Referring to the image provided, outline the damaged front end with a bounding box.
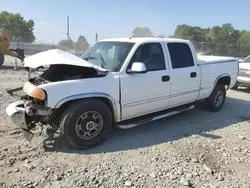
[5,100,50,141]
[6,100,33,141]
[6,63,108,142]
[6,80,52,141]
[6,49,109,142]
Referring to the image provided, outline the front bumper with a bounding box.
[6,100,34,141]
[237,76,250,86]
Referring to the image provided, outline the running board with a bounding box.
[117,104,195,129]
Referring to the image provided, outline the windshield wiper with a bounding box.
[96,52,107,68]
[82,52,109,70]
[83,53,91,61]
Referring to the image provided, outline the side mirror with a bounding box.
[127,62,147,74]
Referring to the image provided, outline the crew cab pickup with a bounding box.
[232,54,250,89]
[6,38,239,149]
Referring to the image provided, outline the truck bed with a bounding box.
[197,55,237,65]
[196,55,238,100]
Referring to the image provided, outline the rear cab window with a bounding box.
[167,43,194,69]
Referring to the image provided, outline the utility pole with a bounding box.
[95,33,98,42]
[67,16,70,41]
[66,16,70,52]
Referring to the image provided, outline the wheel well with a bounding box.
[54,97,116,122]
[216,76,231,89]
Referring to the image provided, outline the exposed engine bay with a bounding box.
[28,64,107,86]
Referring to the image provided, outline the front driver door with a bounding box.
[120,42,171,121]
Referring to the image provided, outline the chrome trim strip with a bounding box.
[200,86,211,90]
[123,95,170,107]
[54,93,118,122]
[123,89,200,108]
[170,89,200,98]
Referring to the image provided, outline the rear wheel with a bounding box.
[60,99,113,149]
[205,84,226,112]
[0,52,4,67]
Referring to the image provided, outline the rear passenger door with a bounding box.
[165,42,200,107]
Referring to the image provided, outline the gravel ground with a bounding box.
[0,56,250,188]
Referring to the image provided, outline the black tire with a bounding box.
[205,84,226,112]
[60,99,113,149]
[0,52,4,67]
[231,82,239,90]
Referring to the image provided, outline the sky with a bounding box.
[1,0,250,45]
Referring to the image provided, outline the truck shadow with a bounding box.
[43,96,250,154]
[235,87,250,94]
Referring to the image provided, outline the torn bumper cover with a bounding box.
[6,100,34,141]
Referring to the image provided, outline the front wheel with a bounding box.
[205,84,226,112]
[60,99,113,149]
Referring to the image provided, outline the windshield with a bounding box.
[243,55,250,63]
[81,41,135,71]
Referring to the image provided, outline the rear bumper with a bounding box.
[6,100,34,141]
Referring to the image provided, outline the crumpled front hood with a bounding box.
[24,49,108,72]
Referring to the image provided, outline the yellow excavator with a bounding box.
[0,28,25,67]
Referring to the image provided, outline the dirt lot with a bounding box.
[0,56,250,188]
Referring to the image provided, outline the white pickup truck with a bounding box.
[232,55,250,89]
[6,37,238,149]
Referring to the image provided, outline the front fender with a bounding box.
[55,93,118,122]
[38,73,120,122]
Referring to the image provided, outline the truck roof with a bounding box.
[99,37,190,44]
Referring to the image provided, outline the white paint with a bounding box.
[120,69,171,120]
[11,38,239,122]
[6,100,25,116]
[131,62,146,72]
[197,61,238,99]
[198,55,237,64]
[239,62,250,70]
[38,72,121,119]
[238,76,250,84]
[24,49,108,72]
[237,57,250,85]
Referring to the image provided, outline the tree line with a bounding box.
[173,24,250,57]
[0,11,35,43]
[58,36,90,53]
[131,25,250,57]
[1,10,250,57]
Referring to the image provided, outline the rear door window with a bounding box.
[167,43,194,69]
